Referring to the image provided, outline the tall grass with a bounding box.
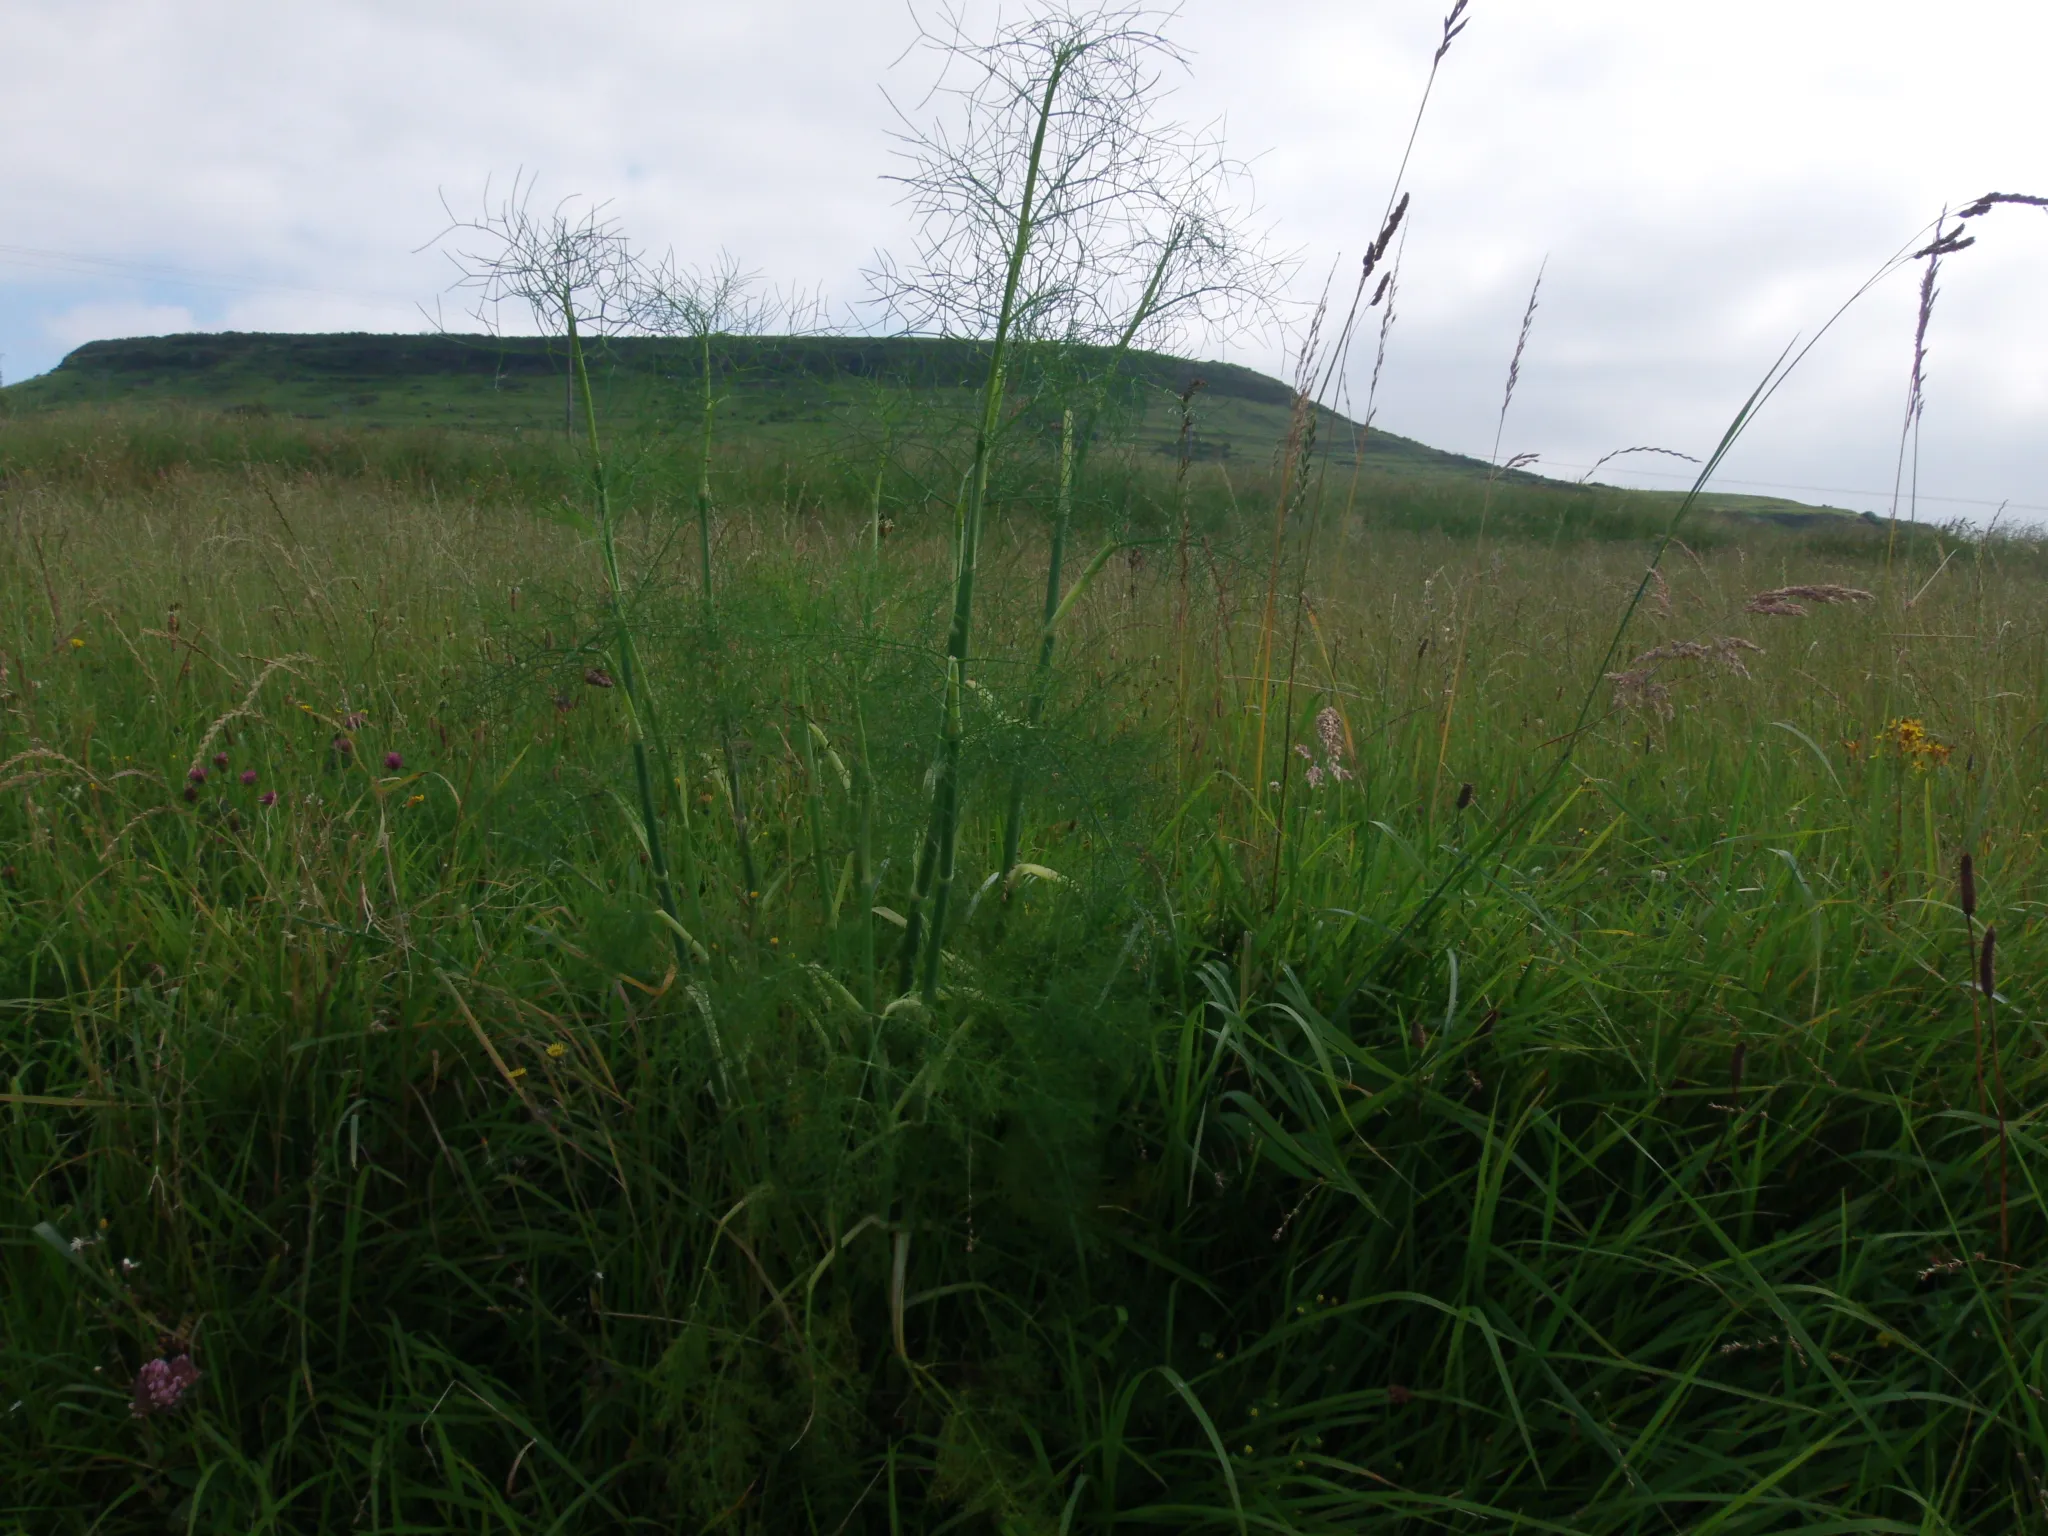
[3,411,2046,1529]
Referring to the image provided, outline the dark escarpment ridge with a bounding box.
[51,330,1305,403]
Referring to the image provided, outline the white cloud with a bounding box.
[41,300,198,351]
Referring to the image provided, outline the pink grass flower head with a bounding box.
[240,769,258,786]
[1316,706,1347,765]
[258,790,278,807]
[131,1354,200,1418]
[383,752,403,771]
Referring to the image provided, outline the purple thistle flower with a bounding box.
[186,766,207,784]
[212,752,230,769]
[258,790,278,808]
[240,769,258,786]
[383,752,403,771]
[131,1354,201,1418]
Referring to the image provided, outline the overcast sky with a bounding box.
[3,0,2042,520]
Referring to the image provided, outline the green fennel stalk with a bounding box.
[898,56,1069,1001]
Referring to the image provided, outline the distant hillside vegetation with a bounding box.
[3,330,1500,477]
[43,331,1305,404]
[1,331,1858,523]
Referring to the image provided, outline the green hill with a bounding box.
[2,330,1472,467]
[1,330,1857,524]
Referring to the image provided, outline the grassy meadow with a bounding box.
[2,390,2045,1532]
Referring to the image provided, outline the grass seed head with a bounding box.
[1743,583,1874,618]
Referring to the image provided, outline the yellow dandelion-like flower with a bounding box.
[406,794,425,806]
[69,636,86,649]
[546,1042,567,1058]
[1883,717,1948,771]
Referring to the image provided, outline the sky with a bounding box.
[3,0,2043,521]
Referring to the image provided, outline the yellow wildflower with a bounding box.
[1883,718,1949,771]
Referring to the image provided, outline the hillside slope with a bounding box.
[5,331,1476,468]
[2,331,1854,521]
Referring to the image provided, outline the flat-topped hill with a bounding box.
[1,330,1858,523]
[10,329,1488,469]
